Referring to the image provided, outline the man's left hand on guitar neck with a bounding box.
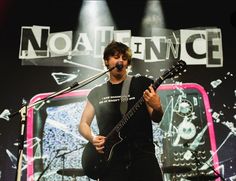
[143,85,163,123]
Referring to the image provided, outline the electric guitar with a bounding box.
[81,60,187,180]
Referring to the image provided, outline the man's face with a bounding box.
[106,53,129,76]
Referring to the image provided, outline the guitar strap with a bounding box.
[120,75,133,116]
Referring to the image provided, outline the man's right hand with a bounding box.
[92,135,106,153]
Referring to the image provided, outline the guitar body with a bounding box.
[81,132,123,180]
[81,142,107,180]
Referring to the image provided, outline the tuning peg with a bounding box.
[178,60,187,69]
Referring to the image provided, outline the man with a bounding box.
[79,41,163,181]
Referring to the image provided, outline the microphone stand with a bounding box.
[36,151,59,181]
[56,146,85,181]
[10,65,117,181]
[56,148,79,181]
[15,104,27,181]
[37,146,84,181]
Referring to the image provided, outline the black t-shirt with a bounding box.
[88,75,154,143]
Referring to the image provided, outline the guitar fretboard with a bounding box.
[106,96,144,140]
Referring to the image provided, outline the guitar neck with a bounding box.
[106,97,145,139]
[105,60,187,140]
[106,76,164,140]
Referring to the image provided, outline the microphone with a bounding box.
[115,62,123,71]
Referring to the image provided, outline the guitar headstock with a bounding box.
[152,60,187,90]
[163,60,187,79]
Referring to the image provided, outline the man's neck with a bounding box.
[109,74,127,84]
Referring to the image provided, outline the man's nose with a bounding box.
[118,56,124,61]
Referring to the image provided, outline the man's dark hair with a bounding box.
[103,41,132,66]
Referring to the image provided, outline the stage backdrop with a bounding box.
[0,1,235,181]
